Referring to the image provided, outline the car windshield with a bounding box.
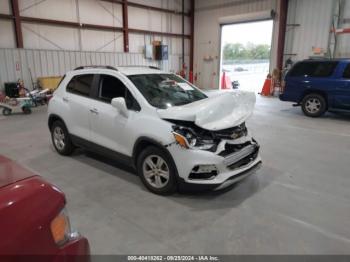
[128,74,207,109]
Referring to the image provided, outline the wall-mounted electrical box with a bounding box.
[155,45,169,61]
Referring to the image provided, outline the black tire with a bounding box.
[51,120,74,156]
[301,93,327,117]
[22,106,32,114]
[137,146,178,195]
[2,108,11,116]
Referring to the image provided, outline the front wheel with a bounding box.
[301,94,327,117]
[51,121,74,156]
[137,146,177,195]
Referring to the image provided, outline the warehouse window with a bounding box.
[98,75,140,111]
[290,62,338,77]
[66,74,94,97]
[343,64,350,78]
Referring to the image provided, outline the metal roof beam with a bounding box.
[0,14,190,39]
[100,0,190,17]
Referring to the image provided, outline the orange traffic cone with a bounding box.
[221,71,226,89]
[260,74,272,96]
[221,72,232,90]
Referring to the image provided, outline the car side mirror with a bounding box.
[111,97,129,118]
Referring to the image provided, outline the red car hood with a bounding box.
[0,155,36,188]
[0,155,67,256]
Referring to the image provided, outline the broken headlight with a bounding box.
[172,126,216,150]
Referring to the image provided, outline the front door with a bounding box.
[333,63,350,110]
[89,74,140,157]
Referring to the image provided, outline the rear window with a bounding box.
[289,61,338,78]
[66,74,94,97]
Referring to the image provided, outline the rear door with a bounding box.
[285,62,311,101]
[286,61,338,102]
[333,63,350,110]
[63,74,95,140]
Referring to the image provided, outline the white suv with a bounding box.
[48,66,261,195]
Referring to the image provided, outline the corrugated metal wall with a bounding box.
[193,0,278,89]
[336,0,350,58]
[0,0,191,90]
[284,0,333,63]
[13,0,190,53]
[0,48,189,90]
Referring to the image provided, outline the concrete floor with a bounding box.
[1,96,350,255]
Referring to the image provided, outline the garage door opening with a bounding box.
[220,20,274,92]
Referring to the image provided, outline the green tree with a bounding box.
[223,42,271,61]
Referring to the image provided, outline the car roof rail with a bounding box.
[74,66,118,71]
[148,66,161,70]
[116,65,161,70]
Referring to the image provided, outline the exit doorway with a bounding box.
[220,20,274,92]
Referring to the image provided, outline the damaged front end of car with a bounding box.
[158,91,261,189]
[169,119,259,169]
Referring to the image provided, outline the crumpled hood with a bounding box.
[157,90,256,131]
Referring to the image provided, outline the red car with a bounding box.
[0,155,90,262]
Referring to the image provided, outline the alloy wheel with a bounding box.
[53,126,66,151]
[142,155,170,189]
[305,98,321,114]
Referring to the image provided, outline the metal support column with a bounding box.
[189,0,195,82]
[122,0,129,52]
[277,0,289,70]
[10,0,23,48]
[182,0,185,71]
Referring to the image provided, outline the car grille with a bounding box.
[226,148,259,170]
[220,141,260,170]
[219,142,252,157]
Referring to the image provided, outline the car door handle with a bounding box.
[90,108,99,114]
[62,97,69,102]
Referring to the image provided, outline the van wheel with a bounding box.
[51,121,74,156]
[301,94,327,117]
[137,146,177,195]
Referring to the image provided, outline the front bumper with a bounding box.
[168,136,261,189]
[53,237,90,262]
[279,93,287,101]
[214,160,261,190]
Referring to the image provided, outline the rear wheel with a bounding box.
[301,94,327,117]
[137,146,177,195]
[51,121,74,156]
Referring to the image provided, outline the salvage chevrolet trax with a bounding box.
[48,66,261,195]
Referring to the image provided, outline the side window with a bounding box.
[343,64,350,78]
[126,89,141,111]
[289,62,338,78]
[66,74,94,97]
[311,62,338,77]
[99,75,125,103]
[98,75,141,111]
[289,62,310,77]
